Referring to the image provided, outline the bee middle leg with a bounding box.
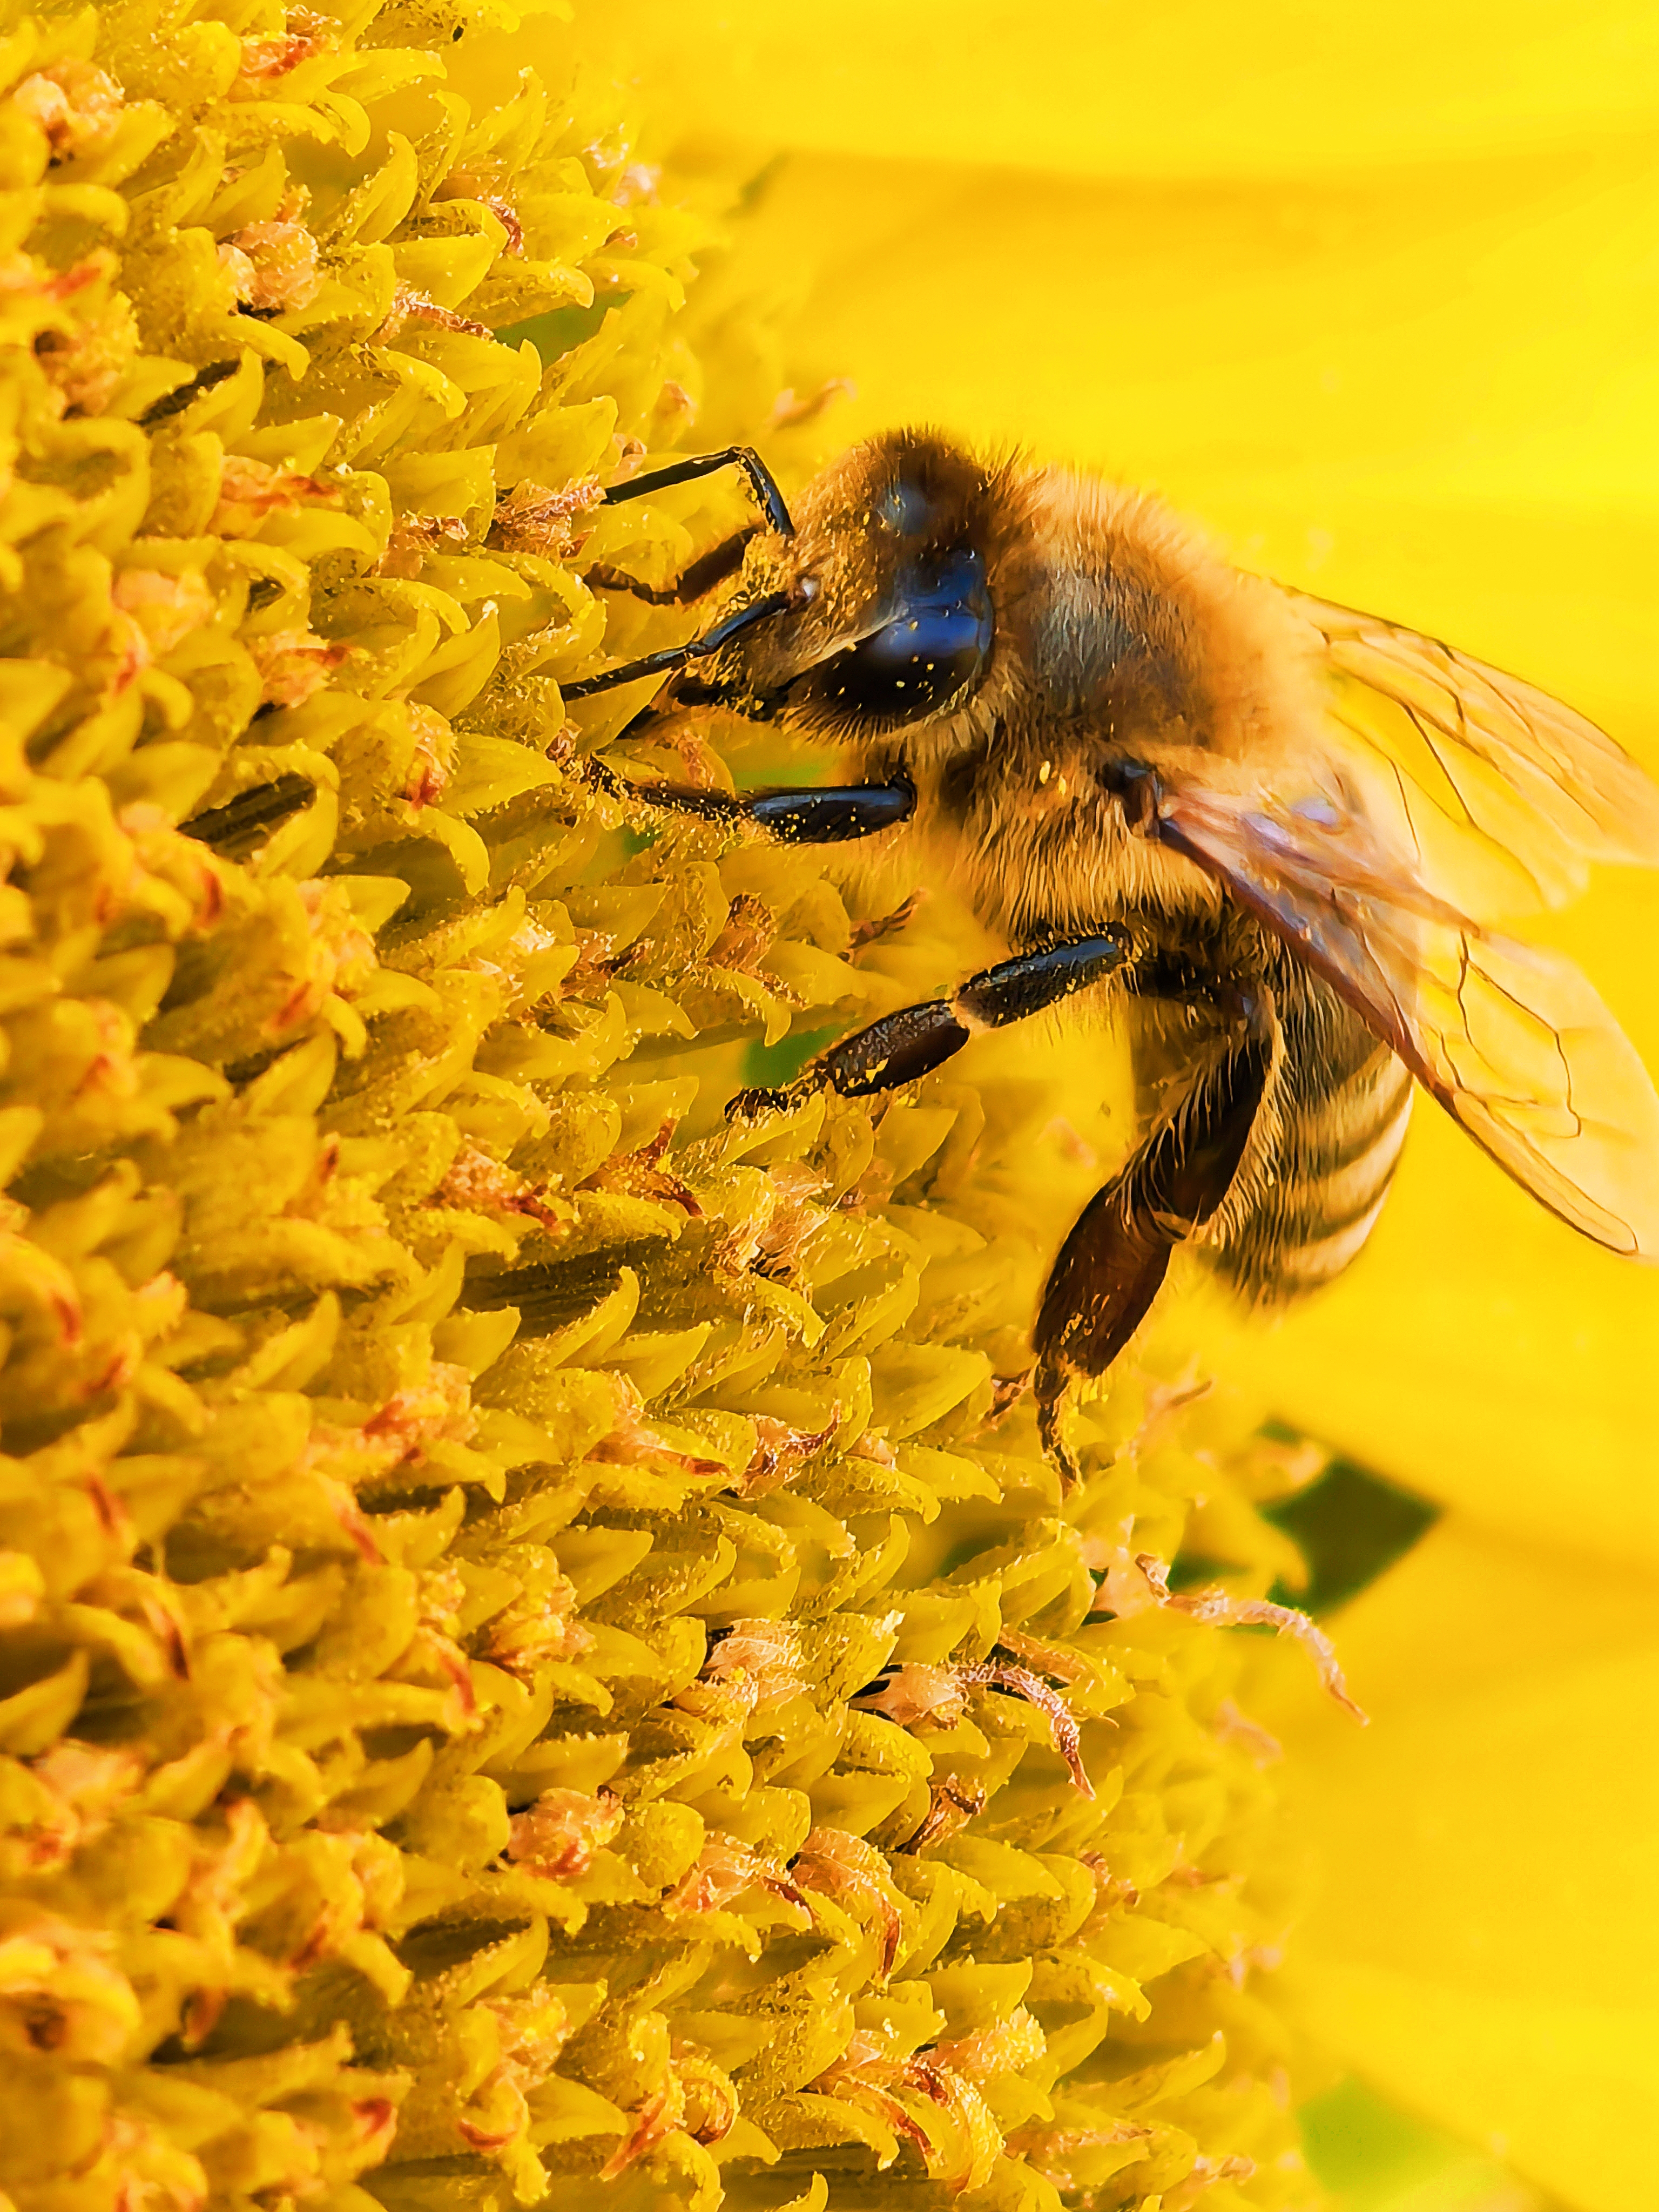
[729,933,1134,1116]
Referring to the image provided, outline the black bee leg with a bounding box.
[585,527,758,606]
[1033,1003,1273,1477]
[562,588,794,700]
[569,449,795,699]
[730,934,1132,1117]
[588,758,917,845]
[601,446,794,535]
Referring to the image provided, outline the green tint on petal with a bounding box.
[1300,2079,1557,2212]
[1290,1972,1659,2212]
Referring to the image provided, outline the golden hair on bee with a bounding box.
[572,427,1659,1471]
[750,429,1344,944]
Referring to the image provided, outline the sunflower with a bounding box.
[2,0,1652,2208]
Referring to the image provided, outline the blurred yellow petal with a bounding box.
[598,0,1659,177]
[1257,1521,1659,2209]
[719,145,1659,574]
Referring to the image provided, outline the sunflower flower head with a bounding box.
[0,2,1355,2206]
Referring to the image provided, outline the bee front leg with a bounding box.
[597,446,794,535]
[1033,1000,1273,1478]
[579,442,794,604]
[729,934,1133,1117]
[585,527,758,607]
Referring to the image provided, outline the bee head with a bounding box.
[702,430,1000,737]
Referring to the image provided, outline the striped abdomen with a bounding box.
[1201,961,1413,1305]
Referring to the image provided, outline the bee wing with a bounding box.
[1156,779,1659,1258]
[1283,588,1659,913]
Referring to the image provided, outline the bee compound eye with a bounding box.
[813,545,993,726]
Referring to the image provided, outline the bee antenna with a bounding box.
[601,444,795,536]
[561,589,792,701]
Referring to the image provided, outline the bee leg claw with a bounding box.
[726,1083,798,1123]
[1035,1368,1085,1491]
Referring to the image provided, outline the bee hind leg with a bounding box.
[729,933,1132,1118]
[1033,1013,1272,1482]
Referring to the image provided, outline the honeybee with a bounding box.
[569,431,1659,1456]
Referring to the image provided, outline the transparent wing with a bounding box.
[1283,588,1659,916]
[1157,780,1659,1258]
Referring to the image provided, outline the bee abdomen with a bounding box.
[1203,1003,1413,1305]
